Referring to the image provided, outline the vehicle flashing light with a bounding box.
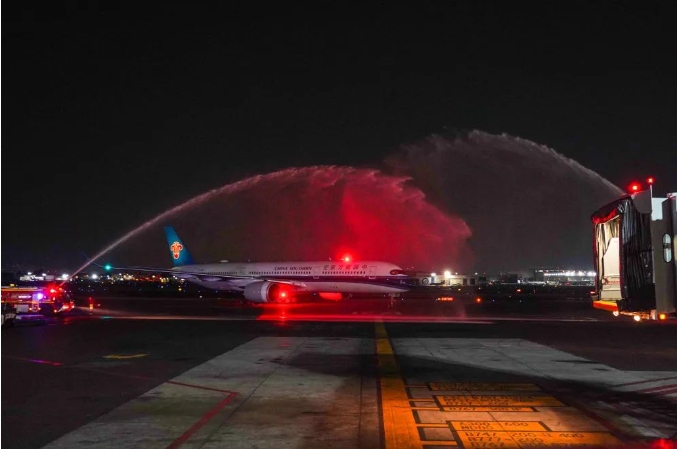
[36,293,44,300]
[475,297,482,303]
[658,313,667,320]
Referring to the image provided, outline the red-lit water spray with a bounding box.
[76,130,624,276]
[78,166,472,275]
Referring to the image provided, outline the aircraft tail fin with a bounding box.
[164,226,196,266]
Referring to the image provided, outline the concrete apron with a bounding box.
[42,329,677,449]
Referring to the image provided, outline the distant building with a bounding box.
[406,270,477,287]
[532,268,595,285]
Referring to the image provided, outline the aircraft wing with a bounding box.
[97,264,308,287]
[101,264,254,280]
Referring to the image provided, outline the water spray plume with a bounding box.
[81,130,621,274]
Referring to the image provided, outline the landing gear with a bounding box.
[388,293,401,309]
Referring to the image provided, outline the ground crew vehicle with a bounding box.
[590,180,676,321]
[1,283,74,325]
[2,302,18,327]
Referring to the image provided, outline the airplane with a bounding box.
[103,226,412,303]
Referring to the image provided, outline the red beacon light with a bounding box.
[629,182,641,193]
[341,255,352,263]
[647,177,654,185]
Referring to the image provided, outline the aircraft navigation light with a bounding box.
[647,177,654,185]
[629,182,641,193]
[342,255,352,263]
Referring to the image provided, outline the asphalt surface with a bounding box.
[2,293,676,449]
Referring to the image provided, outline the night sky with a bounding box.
[3,2,676,274]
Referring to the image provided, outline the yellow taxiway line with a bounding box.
[376,321,423,449]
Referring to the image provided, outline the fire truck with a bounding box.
[1,283,75,327]
[590,178,676,321]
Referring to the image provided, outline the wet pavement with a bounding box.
[2,295,676,449]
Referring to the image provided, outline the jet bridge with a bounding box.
[591,185,676,320]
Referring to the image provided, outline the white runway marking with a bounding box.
[40,337,676,448]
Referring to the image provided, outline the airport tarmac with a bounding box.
[2,295,676,449]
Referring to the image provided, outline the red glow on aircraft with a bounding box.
[318,292,342,301]
[629,182,641,193]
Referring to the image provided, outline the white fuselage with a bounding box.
[169,260,410,294]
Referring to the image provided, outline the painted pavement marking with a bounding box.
[377,335,633,448]
[376,321,422,449]
[102,353,148,359]
[428,383,541,392]
[442,407,537,413]
[449,422,551,432]
[454,430,622,448]
[433,395,565,408]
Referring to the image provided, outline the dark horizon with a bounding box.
[2,2,676,274]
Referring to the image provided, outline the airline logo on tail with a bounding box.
[170,241,184,260]
[164,226,196,266]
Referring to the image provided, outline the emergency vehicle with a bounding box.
[1,283,74,326]
[590,178,676,321]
